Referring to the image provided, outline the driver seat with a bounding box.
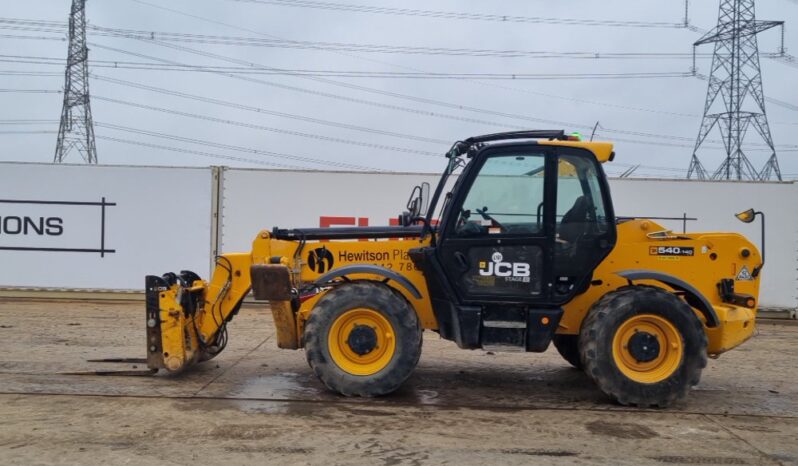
[559,196,590,242]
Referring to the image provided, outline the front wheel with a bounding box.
[580,286,707,408]
[304,281,422,397]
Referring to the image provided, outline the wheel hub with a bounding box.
[347,324,378,356]
[627,331,660,363]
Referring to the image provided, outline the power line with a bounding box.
[91,74,449,145]
[119,0,713,128]
[89,40,698,144]
[91,74,797,153]
[92,95,443,157]
[90,27,705,58]
[87,24,720,59]
[10,18,793,122]
[0,18,65,27]
[0,70,61,76]
[95,122,383,171]
[693,73,798,113]
[1,12,780,160]
[92,39,798,154]
[116,3,798,126]
[0,130,58,134]
[3,17,796,173]
[0,20,719,60]
[117,2,793,128]
[87,42,546,130]
[89,41,790,152]
[0,88,60,93]
[224,0,687,28]
[96,134,310,170]
[0,33,65,42]
[0,119,60,124]
[129,1,701,122]
[7,13,793,118]
[0,53,697,80]
[766,96,798,112]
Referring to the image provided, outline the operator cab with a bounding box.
[411,130,617,350]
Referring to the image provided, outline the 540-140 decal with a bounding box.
[649,246,695,257]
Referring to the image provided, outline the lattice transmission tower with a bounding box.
[687,0,783,181]
[54,0,97,164]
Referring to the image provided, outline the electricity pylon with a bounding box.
[54,0,97,164]
[688,0,782,181]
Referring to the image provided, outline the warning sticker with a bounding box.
[649,246,695,257]
[736,265,754,281]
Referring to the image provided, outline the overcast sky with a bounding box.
[0,0,796,178]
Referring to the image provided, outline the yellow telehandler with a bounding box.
[145,130,763,407]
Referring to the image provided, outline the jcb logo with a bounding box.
[478,252,531,278]
[307,247,334,273]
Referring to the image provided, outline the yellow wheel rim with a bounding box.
[328,308,396,376]
[612,314,683,384]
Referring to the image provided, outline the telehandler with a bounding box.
[145,130,762,407]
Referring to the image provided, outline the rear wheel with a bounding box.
[579,286,707,408]
[304,281,422,397]
[552,334,582,369]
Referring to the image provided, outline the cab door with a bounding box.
[551,150,616,300]
[437,146,556,303]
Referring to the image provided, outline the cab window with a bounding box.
[454,153,546,237]
[555,155,610,240]
[554,153,612,295]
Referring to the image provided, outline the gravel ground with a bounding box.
[0,299,795,465]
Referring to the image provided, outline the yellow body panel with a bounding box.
[559,220,759,354]
[196,252,253,344]
[539,140,615,162]
[275,237,436,328]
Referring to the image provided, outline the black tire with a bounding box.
[579,285,707,408]
[552,334,582,369]
[304,281,422,397]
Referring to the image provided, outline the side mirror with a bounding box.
[406,186,422,218]
[405,182,431,218]
[735,208,756,223]
[419,182,430,217]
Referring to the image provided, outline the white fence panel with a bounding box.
[0,163,213,290]
[220,169,438,252]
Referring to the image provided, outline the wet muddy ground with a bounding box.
[0,299,796,465]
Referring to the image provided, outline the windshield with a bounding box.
[454,153,546,236]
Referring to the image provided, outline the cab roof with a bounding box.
[447,130,615,163]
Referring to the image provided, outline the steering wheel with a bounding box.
[475,206,506,232]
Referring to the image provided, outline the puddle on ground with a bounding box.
[223,371,329,401]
